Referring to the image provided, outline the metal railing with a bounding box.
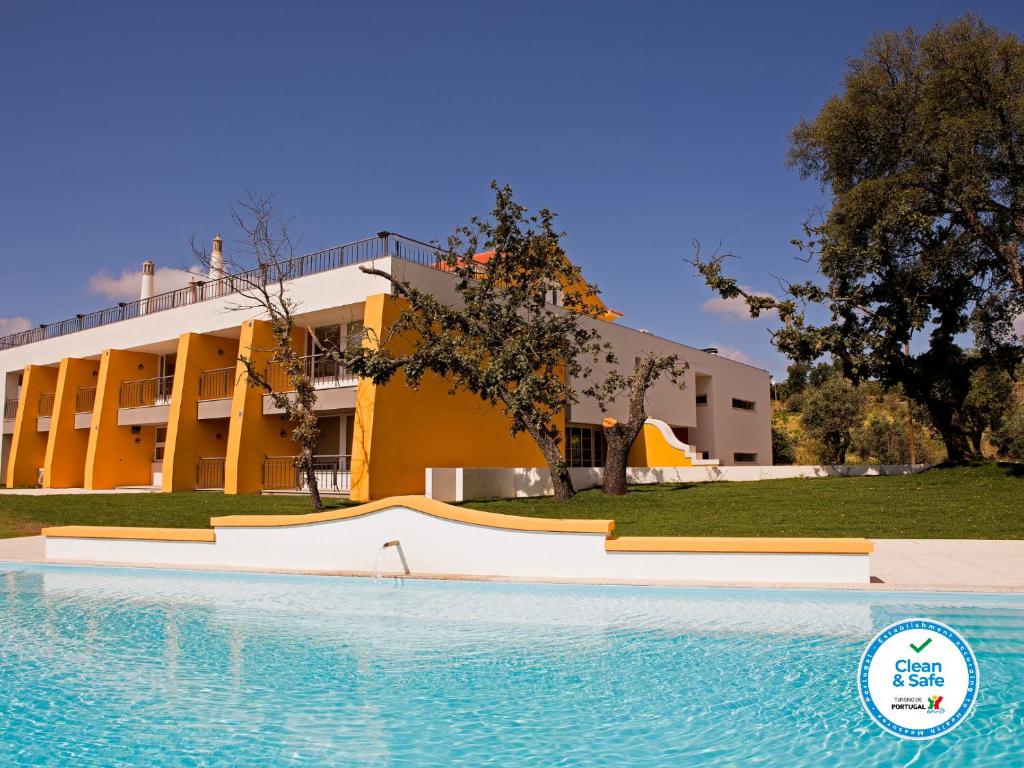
[0,232,444,351]
[76,387,96,413]
[266,352,357,393]
[263,454,351,493]
[199,367,236,400]
[196,457,226,490]
[3,397,18,421]
[37,392,56,417]
[119,375,174,408]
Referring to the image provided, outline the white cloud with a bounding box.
[709,344,757,366]
[700,288,778,321]
[0,316,32,335]
[88,265,206,301]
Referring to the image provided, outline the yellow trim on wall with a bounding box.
[83,349,160,489]
[627,421,695,468]
[222,319,303,495]
[211,494,615,534]
[43,526,216,542]
[162,333,238,492]
[605,536,874,555]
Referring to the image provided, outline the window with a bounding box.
[701,451,710,460]
[733,452,757,463]
[154,427,167,462]
[731,397,755,411]
[567,425,606,468]
[696,393,708,405]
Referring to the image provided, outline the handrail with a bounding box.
[266,352,357,393]
[75,387,97,414]
[119,375,175,408]
[263,454,351,493]
[196,456,226,489]
[0,232,443,351]
[38,392,56,417]
[3,397,18,420]
[198,367,236,400]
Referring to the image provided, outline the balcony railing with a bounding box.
[196,457,226,490]
[119,375,174,408]
[266,353,357,393]
[263,454,351,494]
[0,232,444,351]
[37,392,56,418]
[198,367,236,400]
[76,387,96,414]
[3,397,18,421]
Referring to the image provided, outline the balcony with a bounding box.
[118,375,174,426]
[0,232,442,352]
[197,367,236,420]
[263,353,358,415]
[2,397,16,435]
[74,387,96,429]
[37,392,55,432]
[196,457,226,490]
[262,454,351,495]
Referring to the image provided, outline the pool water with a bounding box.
[1,564,1021,767]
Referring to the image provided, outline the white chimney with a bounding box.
[210,233,224,279]
[140,260,155,314]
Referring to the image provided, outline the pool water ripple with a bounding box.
[1,564,1021,767]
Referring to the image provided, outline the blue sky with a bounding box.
[2,1,1021,376]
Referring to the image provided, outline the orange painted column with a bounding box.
[42,358,100,488]
[222,319,302,495]
[83,349,160,489]
[162,333,239,491]
[350,294,551,502]
[5,365,59,488]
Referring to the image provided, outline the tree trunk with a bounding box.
[601,420,643,496]
[926,400,977,463]
[602,433,629,495]
[530,428,575,501]
[297,447,324,511]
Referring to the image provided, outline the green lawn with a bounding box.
[467,463,1024,540]
[0,463,1020,541]
[0,493,353,540]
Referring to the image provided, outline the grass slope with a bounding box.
[0,464,1019,541]
[467,463,1024,540]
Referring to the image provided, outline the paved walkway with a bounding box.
[2,535,1022,592]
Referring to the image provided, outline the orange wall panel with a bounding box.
[83,350,159,489]
[5,365,59,487]
[43,358,100,488]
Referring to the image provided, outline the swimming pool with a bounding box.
[1,564,1020,766]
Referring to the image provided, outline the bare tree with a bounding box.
[584,351,687,495]
[190,194,326,511]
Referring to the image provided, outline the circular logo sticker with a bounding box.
[858,618,979,740]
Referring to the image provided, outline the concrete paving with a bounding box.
[1,535,1021,592]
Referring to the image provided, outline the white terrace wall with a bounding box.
[426,464,931,502]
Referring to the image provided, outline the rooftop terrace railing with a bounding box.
[0,232,443,352]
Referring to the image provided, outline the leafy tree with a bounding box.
[992,407,1024,461]
[771,424,797,465]
[800,375,866,464]
[689,16,1024,462]
[963,365,1015,456]
[348,183,678,501]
